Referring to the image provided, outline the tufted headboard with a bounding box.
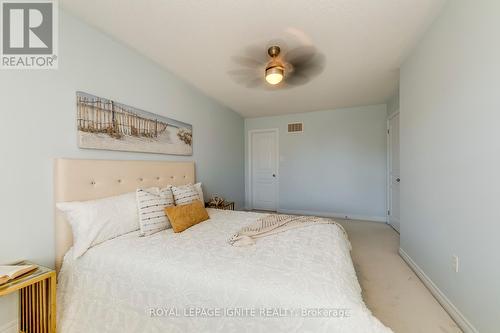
[54,158,195,273]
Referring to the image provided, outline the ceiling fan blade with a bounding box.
[294,55,325,75]
[231,44,269,68]
[227,68,260,76]
[227,69,265,89]
[286,72,311,86]
[231,56,265,68]
[233,78,265,89]
[244,44,270,62]
[246,77,265,88]
[287,52,325,86]
[285,46,317,66]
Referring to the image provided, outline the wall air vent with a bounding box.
[287,122,303,133]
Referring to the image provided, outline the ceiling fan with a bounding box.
[229,44,325,89]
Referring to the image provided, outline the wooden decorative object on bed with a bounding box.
[54,158,196,273]
[0,261,56,333]
[206,200,235,210]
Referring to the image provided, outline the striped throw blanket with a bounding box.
[229,214,349,247]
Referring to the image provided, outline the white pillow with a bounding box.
[171,183,201,205]
[194,182,204,204]
[57,192,139,259]
[136,186,174,236]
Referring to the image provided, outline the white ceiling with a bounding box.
[61,0,446,118]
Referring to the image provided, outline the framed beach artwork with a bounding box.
[76,92,193,155]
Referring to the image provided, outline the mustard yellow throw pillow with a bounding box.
[165,200,209,233]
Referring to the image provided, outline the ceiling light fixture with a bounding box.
[265,46,284,85]
[265,65,284,85]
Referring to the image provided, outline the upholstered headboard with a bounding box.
[54,158,195,273]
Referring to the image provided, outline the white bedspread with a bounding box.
[57,209,392,333]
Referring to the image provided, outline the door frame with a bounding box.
[247,128,279,211]
[386,110,400,230]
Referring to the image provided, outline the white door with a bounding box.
[388,113,401,232]
[250,130,278,211]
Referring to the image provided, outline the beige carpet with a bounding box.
[338,219,461,333]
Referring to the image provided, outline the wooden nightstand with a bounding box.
[0,261,56,333]
[206,201,235,210]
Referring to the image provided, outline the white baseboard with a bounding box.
[399,248,478,333]
[277,208,387,223]
[0,319,17,333]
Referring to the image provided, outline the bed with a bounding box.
[54,159,392,333]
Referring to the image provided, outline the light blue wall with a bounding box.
[245,105,387,221]
[400,0,500,331]
[0,10,244,328]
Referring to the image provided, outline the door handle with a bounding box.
[396,178,400,183]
